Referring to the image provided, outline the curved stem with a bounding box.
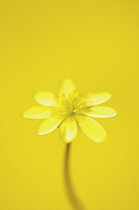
[64,143,85,210]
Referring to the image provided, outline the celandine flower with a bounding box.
[23,78,117,210]
[23,78,117,143]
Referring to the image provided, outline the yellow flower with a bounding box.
[23,79,117,143]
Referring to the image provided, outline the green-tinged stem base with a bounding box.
[64,143,85,210]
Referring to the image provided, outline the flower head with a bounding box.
[23,79,117,143]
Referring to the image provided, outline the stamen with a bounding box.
[59,91,84,115]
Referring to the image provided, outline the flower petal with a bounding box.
[84,92,111,106]
[59,78,76,96]
[59,116,77,143]
[37,113,65,135]
[75,115,107,143]
[78,106,117,118]
[35,91,58,106]
[23,106,52,119]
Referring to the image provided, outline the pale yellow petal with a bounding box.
[23,106,51,119]
[35,91,58,106]
[37,113,65,135]
[75,115,107,143]
[78,106,117,118]
[59,78,76,96]
[84,92,111,106]
[59,116,77,143]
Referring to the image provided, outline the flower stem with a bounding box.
[64,143,85,210]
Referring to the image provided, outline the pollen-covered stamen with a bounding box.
[59,91,86,115]
[63,97,74,112]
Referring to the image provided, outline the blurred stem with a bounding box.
[64,143,85,210]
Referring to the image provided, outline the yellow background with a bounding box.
[0,0,139,209]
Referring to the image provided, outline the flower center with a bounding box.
[60,91,84,115]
